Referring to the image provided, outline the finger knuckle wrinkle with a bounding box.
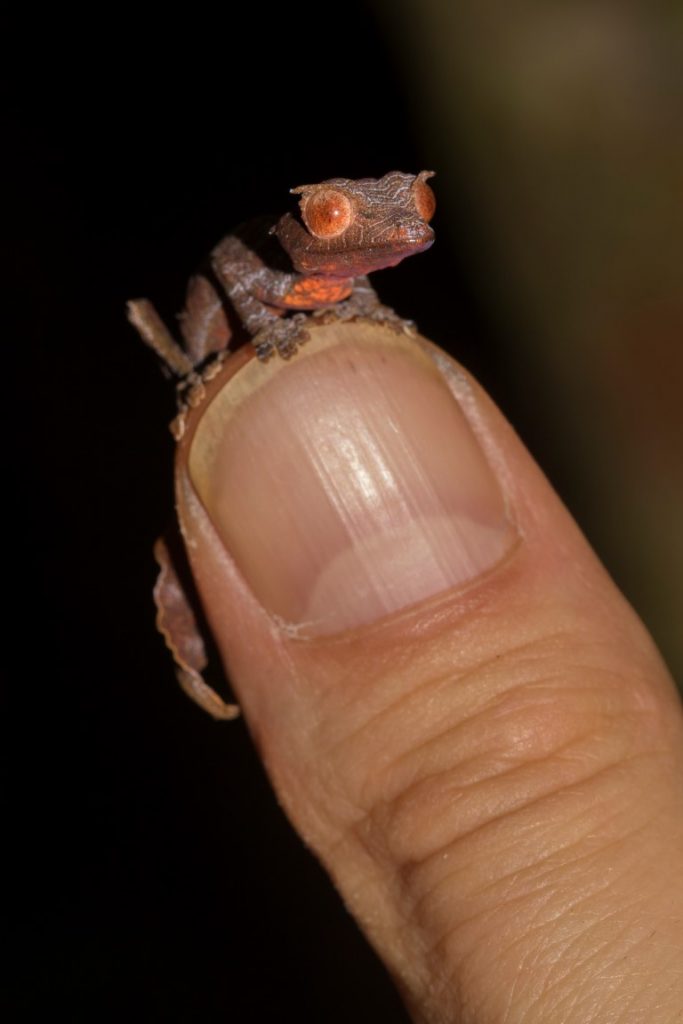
[352,661,657,875]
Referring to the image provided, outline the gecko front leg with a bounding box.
[211,232,311,361]
[228,277,310,361]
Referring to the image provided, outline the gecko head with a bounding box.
[273,170,436,277]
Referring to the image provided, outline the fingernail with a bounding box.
[189,324,515,636]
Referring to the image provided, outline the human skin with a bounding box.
[172,320,683,1023]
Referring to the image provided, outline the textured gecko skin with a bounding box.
[129,170,436,369]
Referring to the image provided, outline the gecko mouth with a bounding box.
[275,212,435,276]
[379,228,435,258]
[325,227,435,275]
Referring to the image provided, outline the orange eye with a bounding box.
[300,188,352,238]
[413,178,436,222]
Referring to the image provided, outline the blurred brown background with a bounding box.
[380,1,683,684]
[5,3,681,1021]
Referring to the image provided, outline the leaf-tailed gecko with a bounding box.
[128,170,435,374]
[127,170,436,719]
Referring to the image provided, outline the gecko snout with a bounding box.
[387,219,435,251]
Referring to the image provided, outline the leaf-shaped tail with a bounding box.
[153,536,240,721]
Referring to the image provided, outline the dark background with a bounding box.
[6,4,682,1021]
[6,8,468,1022]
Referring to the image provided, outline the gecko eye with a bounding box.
[412,174,436,222]
[299,188,353,239]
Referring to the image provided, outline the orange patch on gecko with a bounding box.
[282,276,353,308]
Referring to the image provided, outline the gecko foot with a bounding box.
[366,304,416,334]
[252,313,310,362]
[314,299,415,335]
